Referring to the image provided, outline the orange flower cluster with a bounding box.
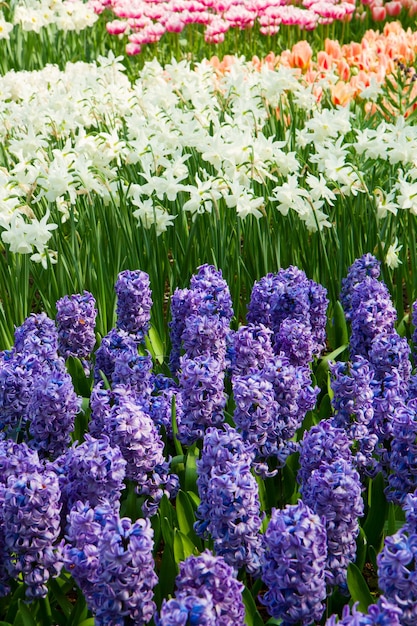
[210,21,417,111]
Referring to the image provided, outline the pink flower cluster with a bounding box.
[89,0,356,54]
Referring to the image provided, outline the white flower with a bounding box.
[182,172,222,216]
[0,14,13,40]
[131,197,176,235]
[384,239,402,269]
[374,189,399,219]
[30,248,58,269]
[269,174,310,216]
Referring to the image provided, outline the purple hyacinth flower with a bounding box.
[273,317,316,366]
[14,312,59,359]
[386,401,417,504]
[174,550,245,626]
[0,350,44,437]
[189,264,234,322]
[177,353,226,445]
[63,500,116,608]
[297,418,353,489]
[115,269,152,341]
[182,313,228,363]
[301,458,364,590]
[57,434,126,514]
[330,357,377,474]
[230,323,274,376]
[3,469,63,600]
[93,327,139,384]
[27,367,81,459]
[92,514,157,626]
[325,596,402,625]
[195,425,263,575]
[56,291,97,365]
[0,440,41,597]
[104,390,178,515]
[340,253,381,321]
[349,277,397,360]
[377,530,417,625]
[247,273,281,328]
[156,593,216,626]
[260,500,328,626]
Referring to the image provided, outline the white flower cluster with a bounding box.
[12,0,98,34]
[0,52,412,264]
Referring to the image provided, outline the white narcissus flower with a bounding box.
[385,239,403,270]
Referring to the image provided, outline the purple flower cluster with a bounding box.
[260,500,328,626]
[2,469,63,599]
[349,277,397,360]
[92,514,157,626]
[385,401,417,504]
[229,323,274,376]
[260,354,319,464]
[377,530,417,625]
[103,389,178,515]
[169,265,233,374]
[64,503,157,626]
[340,253,381,321]
[156,594,216,626]
[165,550,245,626]
[195,425,262,575]
[330,357,377,473]
[63,500,115,607]
[56,291,97,370]
[57,434,126,514]
[177,354,226,445]
[27,368,81,459]
[14,312,59,359]
[247,266,328,363]
[93,327,139,385]
[301,459,364,589]
[325,597,402,625]
[0,440,41,596]
[115,269,152,341]
[297,418,353,488]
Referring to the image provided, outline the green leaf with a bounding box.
[16,601,36,626]
[77,619,95,626]
[173,529,197,564]
[355,527,367,573]
[49,578,73,618]
[315,344,348,389]
[156,542,178,602]
[332,300,349,347]
[176,490,202,550]
[184,443,199,494]
[346,563,374,612]
[145,326,164,364]
[362,472,388,551]
[242,588,264,626]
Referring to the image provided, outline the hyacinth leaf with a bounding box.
[332,300,349,349]
[184,443,199,494]
[346,563,374,612]
[242,588,265,626]
[173,529,199,563]
[145,326,164,364]
[385,503,405,537]
[66,589,87,626]
[170,396,183,458]
[76,619,95,626]
[314,343,348,390]
[48,579,73,619]
[355,527,367,573]
[397,313,410,339]
[16,601,36,626]
[65,356,92,398]
[176,490,203,551]
[282,459,299,505]
[156,541,178,603]
[362,472,388,552]
[318,394,332,420]
[0,621,13,626]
